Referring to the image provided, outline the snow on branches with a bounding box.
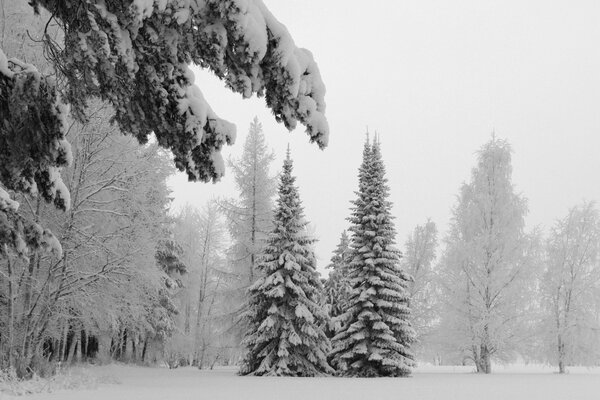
[240,152,332,376]
[0,48,71,210]
[30,0,329,183]
[330,138,415,377]
[0,48,69,259]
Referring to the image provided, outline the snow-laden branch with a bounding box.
[30,0,328,184]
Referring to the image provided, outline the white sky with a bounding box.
[169,0,600,271]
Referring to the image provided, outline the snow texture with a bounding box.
[0,49,72,210]
[7,364,600,400]
[0,188,19,213]
[32,0,329,185]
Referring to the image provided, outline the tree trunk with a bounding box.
[130,335,137,362]
[557,334,566,374]
[193,288,204,366]
[60,322,69,362]
[121,329,128,361]
[141,337,148,363]
[66,335,79,364]
[82,330,88,361]
[6,248,15,370]
[478,324,492,374]
[480,344,491,374]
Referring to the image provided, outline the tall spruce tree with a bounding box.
[323,231,352,336]
[240,149,332,376]
[330,137,415,377]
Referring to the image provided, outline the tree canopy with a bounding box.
[1,0,328,257]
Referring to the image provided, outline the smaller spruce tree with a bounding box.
[240,149,332,376]
[323,230,352,336]
[330,137,415,377]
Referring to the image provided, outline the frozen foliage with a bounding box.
[323,231,353,336]
[168,203,230,369]
[330,138,415,377]
[0,188,19,213]
[30,0,329,184]
[220,118,277,357]
[0,185,63,261]
[540,201,600,373]
[222,118,277,285]
[402,220,438,348]
[437,137,538,373]
[1,0,327,271]
[0,40,71,261]
[240,151,332,376]
[0,100,177,376]
[0,48,71,209]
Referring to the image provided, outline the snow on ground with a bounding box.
[2,363,600,400]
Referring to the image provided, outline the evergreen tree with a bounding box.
[323,231,352,336]
[240,150,332,376]
[330,137,415,377]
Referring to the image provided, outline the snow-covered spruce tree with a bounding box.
[330,137,415,377]
[323,230,352,337]
[240,150,332,376]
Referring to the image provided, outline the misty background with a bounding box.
[169,0,600,270]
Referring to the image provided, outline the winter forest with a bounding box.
[1,0,600,399]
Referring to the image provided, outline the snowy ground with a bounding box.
[2,363,600,400]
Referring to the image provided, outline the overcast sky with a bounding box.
[169,0,600,271]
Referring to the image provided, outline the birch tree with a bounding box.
[402,220,438,348]
[540,201,600,373]
[0,101,176,375]
[165,203,228,369]
[437,137,537,373]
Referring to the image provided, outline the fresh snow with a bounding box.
[0,188,19,213]
[5,364,600,400]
